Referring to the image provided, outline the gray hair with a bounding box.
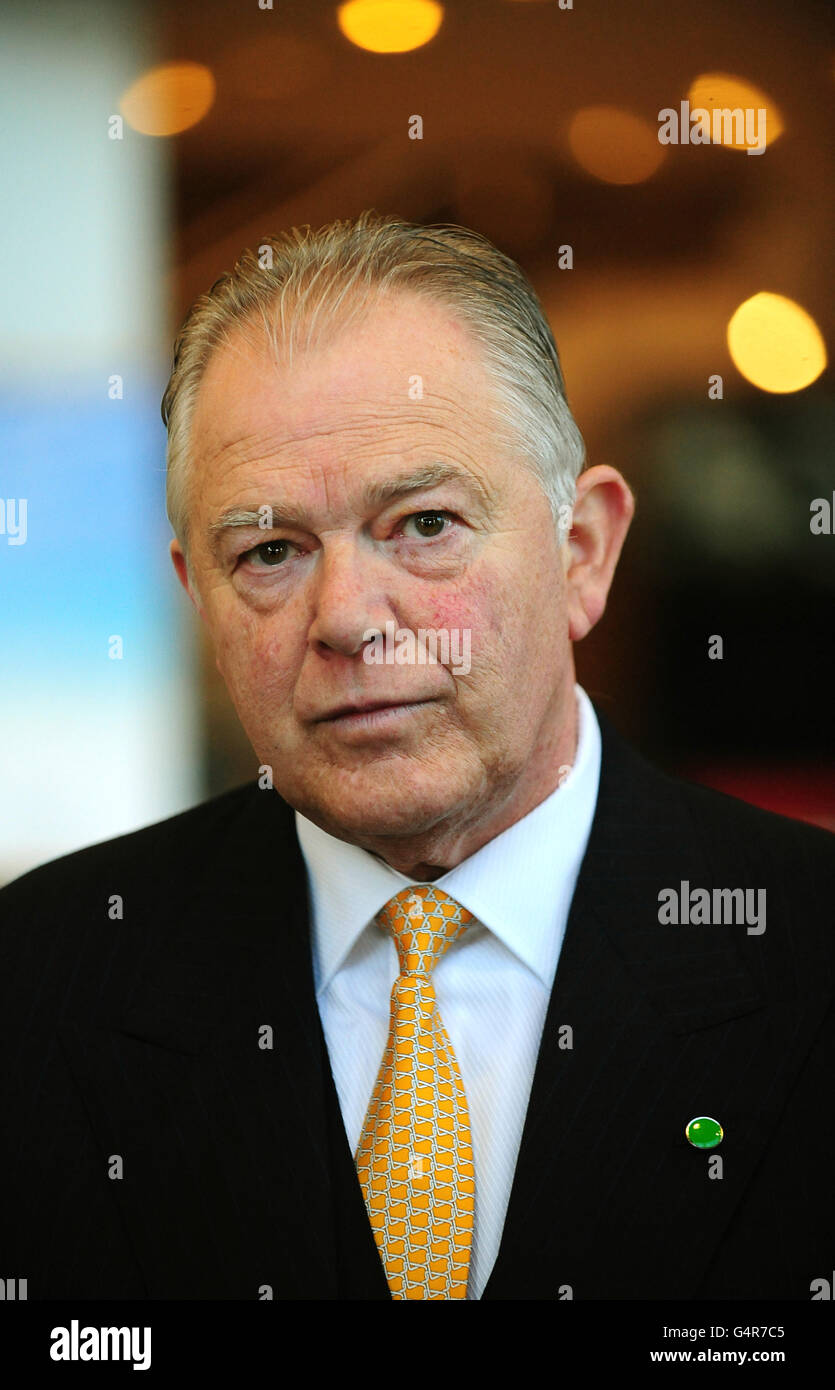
[160,210,586,563]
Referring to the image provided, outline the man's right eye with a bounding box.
[241,539,297,568]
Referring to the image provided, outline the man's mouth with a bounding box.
[314,697,437,724]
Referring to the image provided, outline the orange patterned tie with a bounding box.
[355,885,476,1299]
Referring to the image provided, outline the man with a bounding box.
[1,213,832,1301]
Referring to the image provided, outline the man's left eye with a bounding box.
[401,511,451,539]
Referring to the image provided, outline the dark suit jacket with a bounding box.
[1,708,833,1300]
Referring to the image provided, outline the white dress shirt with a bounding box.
[295,683,602,1298]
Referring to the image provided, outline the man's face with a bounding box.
[177,290,576,850]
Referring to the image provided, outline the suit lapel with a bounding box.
[58,786,388,1299]
[482,710,827,1299]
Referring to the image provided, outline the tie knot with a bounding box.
[377,885,474,975]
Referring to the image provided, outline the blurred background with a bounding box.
[1,0,832,883]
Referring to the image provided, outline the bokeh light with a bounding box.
[727,292,826,393]
[687,73,783,151]
[568,106,666,185]
[337,1,444,53]
[120,61,215,136]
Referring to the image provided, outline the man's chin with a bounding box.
[302,797,455,847]
[279,766,470,847]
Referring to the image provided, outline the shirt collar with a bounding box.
[295,684,601,995]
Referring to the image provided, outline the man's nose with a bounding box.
[306,539,394,658]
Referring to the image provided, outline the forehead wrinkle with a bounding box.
[223,440,499,508]
[205,397,490,467]
[199,366,498,453]
[198,403,506,517]
[197,372,513,561]
[208,458,497,547]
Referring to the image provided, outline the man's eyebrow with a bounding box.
[363,462,488,509]
[208,462,489,551]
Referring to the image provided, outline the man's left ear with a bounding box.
[563,465,635,642]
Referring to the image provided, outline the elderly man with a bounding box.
[1,213,832,1303]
